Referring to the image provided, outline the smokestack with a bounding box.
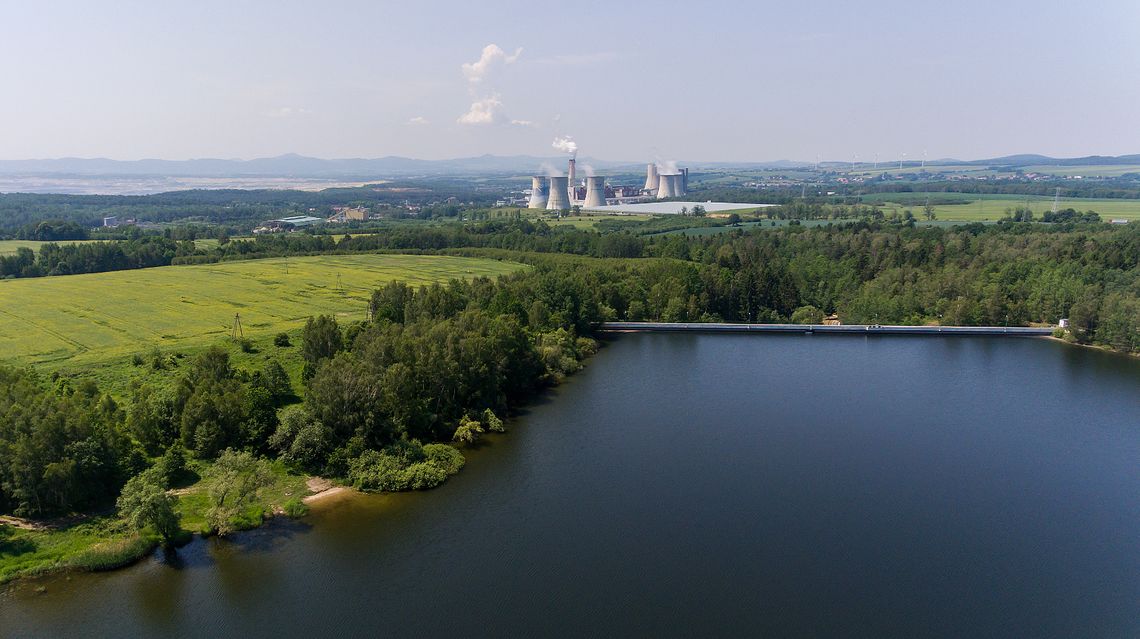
[546,176,570,210]
[568,158,576,186]
[682,168,688,194]
[583,176,606,208]
[527,176,548,209]
[643,163,659,192]
[657,174,678,199]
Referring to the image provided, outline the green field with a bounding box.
[0,254,523,368]
[0,239,110,256]
[547,214,657,229]
[861,193,1140,221]
[1020,164,1140,178]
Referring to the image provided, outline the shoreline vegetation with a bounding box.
[3,217,1137,588]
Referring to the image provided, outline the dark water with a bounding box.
[3,335,1138,638]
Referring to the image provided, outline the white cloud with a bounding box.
[265,106,311,118]
[457,96,505,125]
[456,96,533,127]
[461,44,522,84]
[407,116,430,126]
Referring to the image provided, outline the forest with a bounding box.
[0,217,1136,560]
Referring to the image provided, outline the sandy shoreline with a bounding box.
[302,477,356,505]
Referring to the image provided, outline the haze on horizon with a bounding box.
[1,0,1137,164]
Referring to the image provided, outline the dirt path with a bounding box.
[0,513,91,531]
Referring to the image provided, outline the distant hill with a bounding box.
[0,153,1137,178]
[947,154,1140,167]
[0,154,636,178]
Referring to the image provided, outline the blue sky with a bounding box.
[1,0,1137,161]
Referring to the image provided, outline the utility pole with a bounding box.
[1052,187,1061,214]
[231,313,243,340]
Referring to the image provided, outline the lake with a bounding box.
[2,334,1138,638]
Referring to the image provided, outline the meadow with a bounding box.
[860,193,1140,221]
[0,254,524,370]
[0,239,106,256]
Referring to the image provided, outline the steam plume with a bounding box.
[552,136,578,158]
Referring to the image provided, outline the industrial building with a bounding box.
[253,215,325,234]
[524,156,688,211]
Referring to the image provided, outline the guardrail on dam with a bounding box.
[597,322,1056,336]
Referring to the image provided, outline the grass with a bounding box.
[0,517,155,584]
[861,193,1140,221]
[0,461,311,584]
[0,254,524,371]
[175,461,310,535]
[0,239,107,256]
[1020,164,1140,178]
[542,213,657,230]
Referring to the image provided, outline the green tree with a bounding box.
[301,315,343,380]
[116,469,181,545]
[482,408,505,433]
[204,449,274,536]
[452,414,484,445]
[790,305,824,324]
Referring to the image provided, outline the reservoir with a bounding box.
[3,334,1138,637]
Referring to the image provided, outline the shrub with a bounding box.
[274,333,291,347]
[282,498,309,518]
[452,414,484,445]
[482,409,505,434]
[238,338,255,353]
[349,442,465,492]
[423,443,466,474]
[791,305,824,325]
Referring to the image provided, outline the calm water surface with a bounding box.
[3,334,1138,638]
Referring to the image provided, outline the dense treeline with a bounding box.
[688,178,1140,206]
[0,237,190,278]
[641,223,1138,353]
[0,369,141,516]
[0,180,499,236]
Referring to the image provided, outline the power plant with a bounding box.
[643,163,659,192]
[583,176,606,208]
[545,176,570,211]
[527,176,547,209]
[525,154,687,210]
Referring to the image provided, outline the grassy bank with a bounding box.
[0,463,311,585]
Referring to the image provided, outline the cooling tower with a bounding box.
[643,163,659,192]
[527,176,548,209]
[546,176,570,210]
[583,176,607,208]
[657,174,678,199]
